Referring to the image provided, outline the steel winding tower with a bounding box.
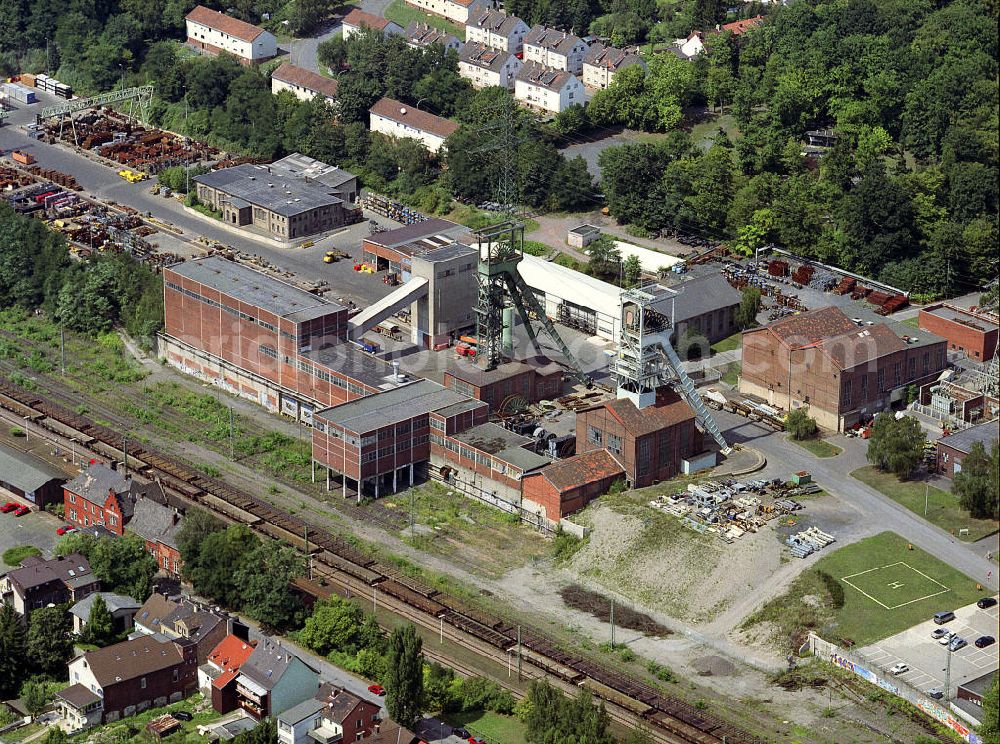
[473,222,591,386]
[613,286,731,453]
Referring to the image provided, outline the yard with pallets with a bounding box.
[743,531,987,650]
[851,466,996,542]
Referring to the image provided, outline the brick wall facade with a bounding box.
[919,304,998,362]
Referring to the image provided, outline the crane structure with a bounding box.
[613,286,731,453]
[36,85,154,145]
[473,221,591,387]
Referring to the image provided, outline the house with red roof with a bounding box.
[522,450,625,522]
[199,634,258,714]
[185,6,277,64]
[341,9,403,39]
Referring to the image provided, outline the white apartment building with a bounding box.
[458,42,522,89]
[523,25,589,74]
[404,21,463,52]
[514,63,584,114]
[271,63,339,103]
[403,0,491,25]
[465,9,529,53]
[581,43,646,89]
[369,97,460,154]
[341,9,404,39]
[185,6,277,64]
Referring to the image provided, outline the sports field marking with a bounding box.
[841,562,950,610]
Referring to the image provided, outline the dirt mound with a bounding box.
[692,655,736,677]
[560,584,673,638]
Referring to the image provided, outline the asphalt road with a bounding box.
[285,0,395,72]
[0,92,401,309]
[713,408,999,592]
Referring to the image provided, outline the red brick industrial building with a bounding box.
[444,357,564,411]
[64,463,132,534]
[575,389,701,488]
[918,303,998,362]
[741,307,948,431]
[935,421,999,478]
[521,450,625,521]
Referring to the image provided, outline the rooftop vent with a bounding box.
[399,107,407,115]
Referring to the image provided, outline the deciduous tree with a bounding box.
[866,414,925,479]
[27,606,73,676]
[954,440,999,521]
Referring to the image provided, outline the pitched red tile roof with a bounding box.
[186,6,267,42]
[722,15,764,35]
[538,450,624,493]
[272,63,339,99]
[343,9,393,31]
[207,634,255,675]
[369,97,460,139]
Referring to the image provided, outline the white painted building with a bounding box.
[581,43,646,89]
[518,253,621,340]
[458,42,522,89]
[271,63,339,103]
[523,25,589,74]
[185,6,277,64]
[369,97,460,154]
[341,9,404,39]
[403,0,491,25]
[404,21,463,52]
[513,63,584,114]
[465,9,529,53]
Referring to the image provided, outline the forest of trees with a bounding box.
[594,0,998,298]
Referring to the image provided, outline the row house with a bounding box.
[514,63,584,114]
[134,592,244,664]
[235,637,321,719]
[523,26,589,74]
[465,9,529,54]
[458,42,522,89]
[277,683,382,744]
[128,494,184,577]
[198,634,257,713]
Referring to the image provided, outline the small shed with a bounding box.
[792,471,812,485]
[567,223,601,248]
[147,714,181,739]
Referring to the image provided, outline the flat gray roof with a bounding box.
[433,399,485,418]
[194,164,341,217]
[368,219,468,250]
[169,256,342,321]
[453,423,550,472]
[927,305,999,333]
[315,379,468,433]
[300,345,409,392]
[0,443,66,493]
[271,153,357,190]
[414,243,477,263]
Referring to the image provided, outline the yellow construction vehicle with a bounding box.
[323,251,339,264]
[117,169,147,183]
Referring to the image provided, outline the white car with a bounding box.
[938,632,956,645]
[931,627,950,640]
[890,663,909,675]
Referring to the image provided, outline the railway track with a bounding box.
[0,378,761,744]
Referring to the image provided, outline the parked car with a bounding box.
[468,738,485,744]
[452,729,469,739]
[949,637,967,652]
[889,663,909,675]
[938,632,956,645]
[13,506,30,516]
[1,502,20,513]
[931,627,950,640]
[56,525,76,535]
[171,711,193,721]
[977,597,998,610]
[926,688,943,700]
[367,684,385,696]
[975,636,995,649]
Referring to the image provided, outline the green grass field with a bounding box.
[443,710,528,744]
[745,532,987,648]
[852,466,996,542]
[384,0,466,39]
[790,436,842,458]
[721,362,740,387]
[710,332,742,354]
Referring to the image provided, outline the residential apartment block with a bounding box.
[523,26,589,74]
[402,0,490,25]
[458,42,522,89]
[404,21,463,52]
[185,6,276,64]
[271,63,339,103]
[465,9,529,53]
[581,43,645,89]
[514,62,584,113]
[369,97,460,154]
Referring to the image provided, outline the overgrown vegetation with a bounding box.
[2,545,41,568]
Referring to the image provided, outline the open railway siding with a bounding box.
[0,378,760,744]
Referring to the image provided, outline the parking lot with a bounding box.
[860,597,1000,697]
[0,493,63,564]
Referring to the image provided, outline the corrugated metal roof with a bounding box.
[937,420,999,455]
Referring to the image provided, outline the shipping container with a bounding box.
[11,150,36,165]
